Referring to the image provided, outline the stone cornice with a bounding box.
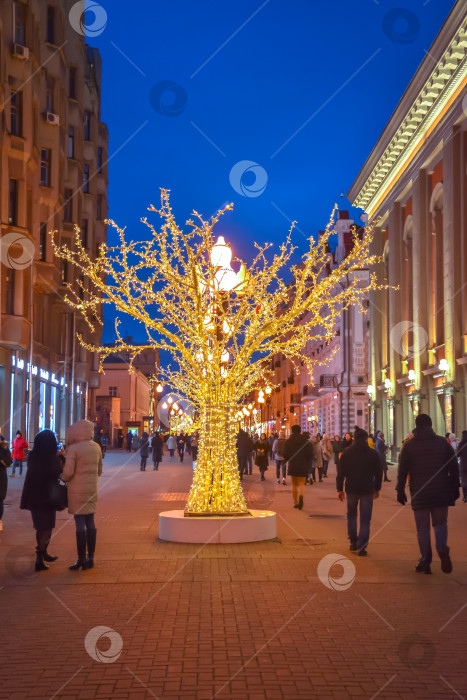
[348,1,467,217]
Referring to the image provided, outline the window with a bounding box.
[81,219,88,248]
[39,222,47,261]
[63,188,73,222]
[83,163,90,193]
[97,146,103,173]
[97,194,103,220]
[46,76,54,113]
[14,1,26,45]
[69,67,76,99]
[60,259,68,284]
[5,269,15,315]
[40,149,51,186]
[46,6,55,44]
[109,387,118,397]
[9,179,18,225]
[10,91,23,136]
[84,111,91,140]
[68,126,74,158]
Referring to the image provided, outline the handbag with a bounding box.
[49,481,68,511]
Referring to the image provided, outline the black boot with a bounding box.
[463,488,467,503]
[35,529,51,571]
[69,531,88,570]
[86,529,97,569]
[43,552,58,562]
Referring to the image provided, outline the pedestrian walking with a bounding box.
[177,433,186,462]
[191,432,199,467]
[125,430,132,452]
[272,430,287,484]
[0,436,12,531]
[312,435,323,482]
[167,434,176,457]
[336,427,382,556]
[283,425,314,509]
[254,433,269,480]
[449,433,459,451]
[131,432,139,452]
[20,430,62,571]
[331,435,342,468]
[139,431,150,471]
[339,432,353,458]
[151,432,163,470]
[236,429,253,480]
[11,430,28,477]
[396,413,460,575]
[457,431,467,502]
[185,433,192,455]
[321,433,333,478]
[375,431,391,482]
[101,431,108,456]
[61,419,103,571]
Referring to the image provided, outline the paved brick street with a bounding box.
[1,450,466,700]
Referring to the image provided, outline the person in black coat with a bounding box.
[236,429,253,480]
[176,433,186,463]
[254,433,269,481]
[0,437,12,531]
[283,425,314,509]
[20,430,63,571]
[397,413,460,575]
[457,430,467,502]
[151,432,163,471]
[336,428,382,555]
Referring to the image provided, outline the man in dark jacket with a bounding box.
[397,413,459,575]
[236,430,253,480]
[336,427,383,556]
[283,425,314,509]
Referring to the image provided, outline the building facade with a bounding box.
[348,0,467,457]
[269,211,371,437]
[91,356,152,447]
[0,0,108,444]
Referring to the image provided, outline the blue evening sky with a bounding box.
[87,0,456,342]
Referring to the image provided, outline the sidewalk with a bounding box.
[1,451,466,700]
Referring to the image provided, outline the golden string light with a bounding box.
[51,190,383,515]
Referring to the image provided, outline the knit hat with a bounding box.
[415,413,432,428]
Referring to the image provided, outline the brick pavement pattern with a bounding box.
[1,451,466,700]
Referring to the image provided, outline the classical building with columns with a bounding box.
[269,211,371,437]
[348,0,466,456]
[0,1,108,444]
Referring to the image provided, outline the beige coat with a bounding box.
[62,420,103,515]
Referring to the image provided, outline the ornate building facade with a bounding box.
[348,0,466,457]
[0,0,108,443]
[269,211,371,437]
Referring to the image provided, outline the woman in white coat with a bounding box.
[62,420,103,570]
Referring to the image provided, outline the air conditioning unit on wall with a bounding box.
[45,112,60,125]
[12,44,29,59]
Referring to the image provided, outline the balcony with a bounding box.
[1,315,31,350]
[319,374,338,392]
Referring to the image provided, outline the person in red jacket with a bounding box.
[11,431,28,477]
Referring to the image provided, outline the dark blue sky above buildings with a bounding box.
[88,0,456,342]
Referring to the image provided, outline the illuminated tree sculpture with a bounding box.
[52,190,381,515]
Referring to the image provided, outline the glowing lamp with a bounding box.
[438,359,449,373]
[408,369,416,382]
[162,402,168,409]
[156,383,163,393]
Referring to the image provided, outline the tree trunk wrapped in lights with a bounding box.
[52,190,383,515]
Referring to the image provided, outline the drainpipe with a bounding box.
[27,265,34,444]
[70,312,76,424]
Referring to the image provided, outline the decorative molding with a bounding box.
[349,11,467,216]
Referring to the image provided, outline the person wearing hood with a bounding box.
[20,430,62,571]
[457,430,467,502]
[0,436,12,531]
[61,419,103,571]
[336,428,382,556]
[167,434,176,457]
[11,430,28,477]
[397,413,460,575]
[138,431,150,471]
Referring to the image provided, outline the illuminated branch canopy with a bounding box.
[52,190,383,514]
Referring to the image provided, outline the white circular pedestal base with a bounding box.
[158,509,277,544]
